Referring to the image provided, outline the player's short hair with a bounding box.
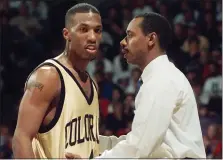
[65,3,100,27]
[135,12,172,50]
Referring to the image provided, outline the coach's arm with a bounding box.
[95,81,177,158]
[12,66,60,158]
[99,135,126,153]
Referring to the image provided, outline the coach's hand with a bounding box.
[65,152,82,159]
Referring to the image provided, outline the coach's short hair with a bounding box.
[65,3,100,27]
[135,12,172,50]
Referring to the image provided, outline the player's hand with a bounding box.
[65,152,82,159]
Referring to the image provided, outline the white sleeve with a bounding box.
[99,135,126,153]
[95,82,176,159]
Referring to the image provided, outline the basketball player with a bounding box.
[12,3,102,158]
[95,12,206,158]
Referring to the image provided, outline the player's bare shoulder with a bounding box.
[25,65,61,99]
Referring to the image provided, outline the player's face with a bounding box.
[65,12,102,60]
[120,18,148,65]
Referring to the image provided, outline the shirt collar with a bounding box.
[141,55,169,82]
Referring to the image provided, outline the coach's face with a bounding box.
[63,12,102,60]
[120,17,148,66]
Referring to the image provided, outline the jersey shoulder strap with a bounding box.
[24,59,62,90]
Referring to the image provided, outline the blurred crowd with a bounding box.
[0,0,222,158]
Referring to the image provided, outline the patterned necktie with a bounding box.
[136,77,143,95]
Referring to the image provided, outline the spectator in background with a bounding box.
[145,0,157,9]
[211,48,222,64]
[27,0,48,21]
[94,70,112,119]
[0,125,9,146]
[200,11,218,48]
[216,0,222,14]
[101,32,113,48]
[207,98,222,122]
[202,49,221,81]
[9,1,42,37]
[211,47,222,75]
[187,36,201,62]
[212,141,222,158]
[199,106,211,134]
[185,70,199,84]
[184,37,203,80]
[0,0,9,12]
[157,2,172,23]
[26,0,50,50]
[201,0,215,14]
[122,8,132,30]
[200,62,222,106]
[1,5,43,106]
[132,0,153,17]
[168,22,190,73]
[94,64,121,102]
[113,49,135,83]
[116,0,131,12]
[87,45,113,79]
[181,22,209,53]
[0,137,13,159]
[103,7,125,54]
[173,0,199,25]
[2,0,45,96]
[214,19,222,49]
[186,36,209,74]
[119,0,130,9]
[204,124,221,158]
[199,50,209,66]
[0,125,13,159]
[104,102,127,136]
[203,135,212,157]
[123,94,135,122]
[172,23,186,48]
[107,87,124,114]
[126,67,142,94]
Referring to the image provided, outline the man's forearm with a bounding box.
[99,135,126,153]
[12,136,35,158]
[99,135,111,153]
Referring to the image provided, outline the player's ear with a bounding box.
[146,32,156,47]
[63,28,71,42]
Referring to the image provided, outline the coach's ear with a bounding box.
[146,32,156,47]
[63,28,71,42]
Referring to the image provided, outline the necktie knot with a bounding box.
[138,77,143,86]
[136,77,143,95]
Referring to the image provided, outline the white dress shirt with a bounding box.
[97,55,206,159]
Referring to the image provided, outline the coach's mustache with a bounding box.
[121,48,129,54]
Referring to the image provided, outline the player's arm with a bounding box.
[95,81,177,158]
[12,66,60,158]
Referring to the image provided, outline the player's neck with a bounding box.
[64,51,88,73]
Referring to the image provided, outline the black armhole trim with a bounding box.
[51,59,94,105]
[36,63,65,133]
[89,74,98,92]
